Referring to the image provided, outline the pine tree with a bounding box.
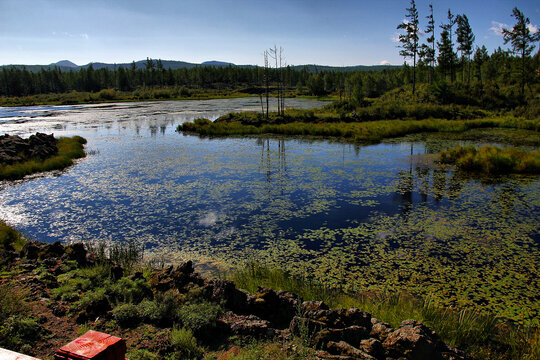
[456,14,475,84]
[439,10,457,82]
[420,3,436,84]
[397,0,419,94]
[473,45,489,84]
[502,7,540,97]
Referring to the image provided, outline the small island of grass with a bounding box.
[0,133,87,180]
[440,145,540,174]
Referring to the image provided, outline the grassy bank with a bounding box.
[231,263,540,360]
[178,114,538,144]
[440,145,540,174]
[0,136,87,180]
[0,89,256,107]
[1,219,538,359]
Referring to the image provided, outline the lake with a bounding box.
[0,98,538,325]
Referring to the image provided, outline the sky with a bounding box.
[1,0,539,67]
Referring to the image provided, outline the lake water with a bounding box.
[0,98,538,325]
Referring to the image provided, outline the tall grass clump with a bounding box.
[440,145,540,174]
[0,136,87,180]
[0,220,26,253]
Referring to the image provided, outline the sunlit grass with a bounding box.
[440,145,540,174]
[0,136,87,180]
[178,113,539,143]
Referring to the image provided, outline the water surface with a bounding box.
[0,98,538,325]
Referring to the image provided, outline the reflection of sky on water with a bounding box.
[0,98,539,325]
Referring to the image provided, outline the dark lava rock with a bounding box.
[383,320,449,360]
[0,133,58,164]
[219,312,276,339]
[326,341,376,359]
[246,286,301,328]
[359,338,385,359]
[66,242,88,265]
[20,241,40,260]
[204,279,248,312]
[313,326,371,350]
[370,317,393,341]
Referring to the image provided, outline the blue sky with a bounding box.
[1,0,538,66]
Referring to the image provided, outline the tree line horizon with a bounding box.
[0,3,538,107]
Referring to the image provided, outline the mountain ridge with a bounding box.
[1,59,400,73]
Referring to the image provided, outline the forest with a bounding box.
[0,6,538,115]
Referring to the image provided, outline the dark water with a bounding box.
[0,98,538,325]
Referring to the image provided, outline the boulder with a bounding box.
[312,326,371,350]
[219,312,276,339]
[383,320,446,360]
[246,287,301,328]
[326,341,376,359]
[203,279,249,312]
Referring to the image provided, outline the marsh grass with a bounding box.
[0,220,26,253]
[440,145,540,174]
[230,263,539,360]
[0,136,87,180]
[178,113,539,144]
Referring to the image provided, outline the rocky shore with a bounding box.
[0,133,58,165]
[1,239,472,360]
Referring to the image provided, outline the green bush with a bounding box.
[139,291,183,326]
[112,303,142,327]
[108,277,152,304]
[0,221,25,253]
[168,327,203,360]
[177,301,222,336]
[127,349,159,360]
[0,316,41,348]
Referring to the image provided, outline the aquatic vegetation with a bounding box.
[440,145,540,174]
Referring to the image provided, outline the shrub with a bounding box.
[112,303,141,327]
[127,349,159,360]
[0,316,41,348]
[0,221,25,252]
[139,290,183,326]
[108,277,152,304]
[168,327,203,360]
[177,301,222,336]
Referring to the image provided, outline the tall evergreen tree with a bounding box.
[473,45,489,84]
[502,7,540,97]
[439,10,457,82]
[456,14,475,84]
[421,3,436,84]
[397,0,419,94]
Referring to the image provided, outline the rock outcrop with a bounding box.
[0,133,58,164]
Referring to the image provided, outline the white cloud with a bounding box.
[391,33,400,43]
[489,21,508,36]
[81,33,89,40]
[527,23,538,34]
[380,60,391,65]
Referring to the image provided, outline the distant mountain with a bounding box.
[52,60,78,68]
[201,60,235,67]
[1,59,400,73]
